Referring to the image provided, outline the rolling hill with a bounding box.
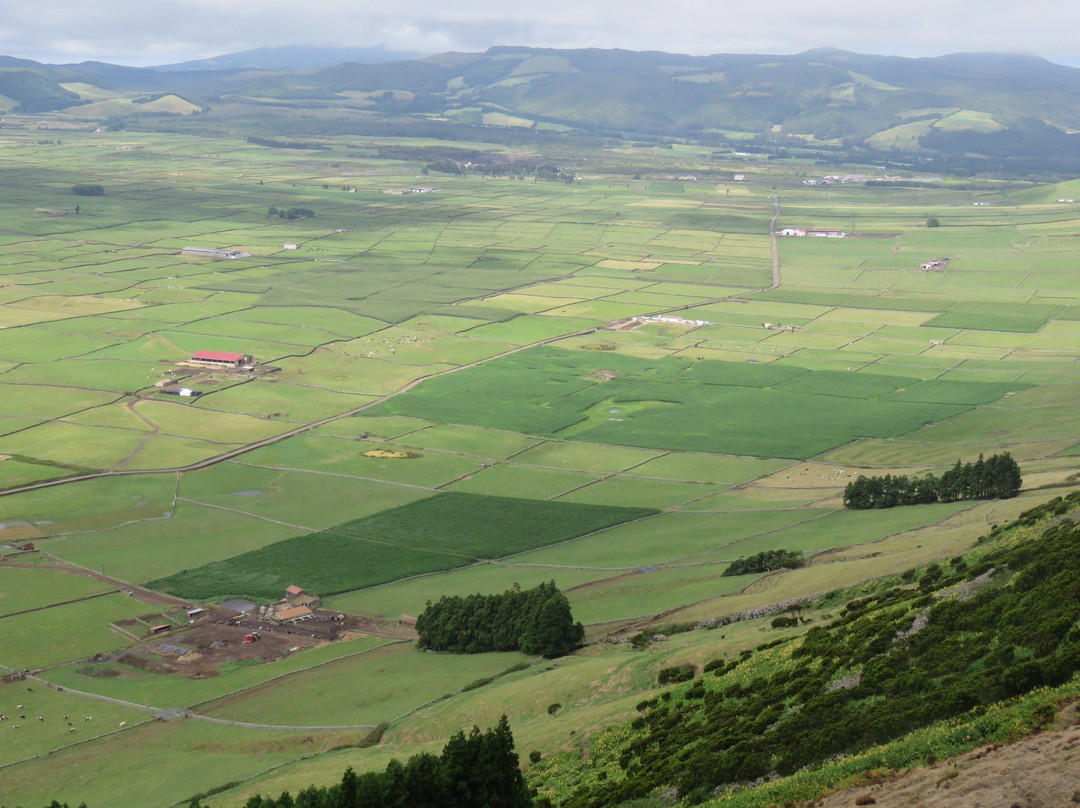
[4,47,1080,172]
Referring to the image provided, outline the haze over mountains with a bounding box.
[4,45,1080,173]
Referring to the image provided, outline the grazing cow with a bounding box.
[12,725,18,730]
[37,716,43,722]
[84,716,92,722]
[69,727,75,733]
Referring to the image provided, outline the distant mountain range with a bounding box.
[4,45,1080,173]
[151,45,428,72]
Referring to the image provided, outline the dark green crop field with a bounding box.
[373,347,1025,458]
[147,493,658,600]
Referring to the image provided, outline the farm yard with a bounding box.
[1,122,1080,808]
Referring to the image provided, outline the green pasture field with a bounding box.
[565,563,752,624]
[334,328,510,366]
[312,413,432,440]
[680,488,826,511]
[196,378,371,423]
[224,306,385,338]
[510,440,662,473]
[0,383,119,421]
[237,434,485,487]
[0,565,115,616]
[202,645,530,726]
[1,127,1080,807]
[622,452,792,483]
[0,679,149,765]
[702,501,970,561]
[392,423,541,458]
[0,473,177,531]
[554,475,726,509]
[0,592,153,669]
[177,462,439,528]
[464,314,601,344]
[0,718,375,808]
[44,635,392,709]
[148,493,658,601]
[0,356,166,394]
[446,464,603,499]
[327,565,610,619]
[372,345,1019,459]
[44,505,300,584]
[511,509,811,570]
[0,456,75,489]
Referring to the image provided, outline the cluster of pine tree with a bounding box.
[416,581,584,658]
[722,549,805,576]
[234,717,531,808]
[843,452,1021,510]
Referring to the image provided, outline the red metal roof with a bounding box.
[191,350,246,362]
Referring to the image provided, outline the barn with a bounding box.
[189,351,254,368]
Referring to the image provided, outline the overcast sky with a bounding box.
[3,0,1079,68]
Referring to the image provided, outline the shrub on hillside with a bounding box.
[656,664,696,685]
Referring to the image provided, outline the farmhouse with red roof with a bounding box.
[189,350,254,368]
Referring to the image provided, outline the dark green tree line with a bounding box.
[844,452,1021,510]
[722,549,805,576]
[236,716,531,808]
[416,581,584,658]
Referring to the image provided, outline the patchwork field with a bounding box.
[1,125,1079,808]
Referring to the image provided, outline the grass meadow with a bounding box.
[1,125,1080,807]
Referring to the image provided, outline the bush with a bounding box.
[702,657,725,673]
[771,616,799,629]
[72,183,104,196]
[657,664,696,685]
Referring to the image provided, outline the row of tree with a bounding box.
[231,717,531,808]
[722,549,806,576]
[843,452,1022,510]
[416,581,584,658]
[267,206,315,220]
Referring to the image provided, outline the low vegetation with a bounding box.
[534,492,1080,807]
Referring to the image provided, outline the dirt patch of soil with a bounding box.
[109,611,416,678]
[815,706,1080,808]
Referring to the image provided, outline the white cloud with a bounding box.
[1,0,1078,66]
